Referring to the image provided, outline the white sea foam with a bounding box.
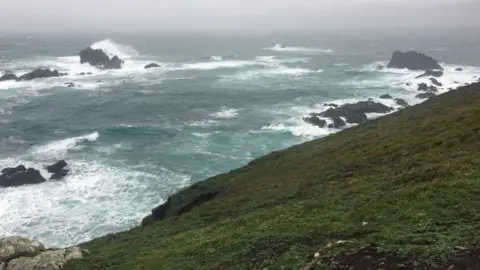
[31,132,99,160]
[266,44,333,54]
[210,107,240,119]
[90,39,139,59]
[223,66,319,81]
[209,56,223,61]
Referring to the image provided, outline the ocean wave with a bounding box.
[222,66,320,81]
[90,39,139,59]
[266,44,333,54]
[209,56,223,61]
[31,132,99,159]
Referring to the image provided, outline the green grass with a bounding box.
[66,82,480,269]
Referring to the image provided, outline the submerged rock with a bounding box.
[17,69,63,81]
[65,82,75,88]
[379,94,393,99]
[79,47,123,69]
[455,67,463,71]
[415,69,444,78]
[0,236,86,270]
[144,63,161,69]
[45,160,67,173]
[387,51,443,71]
[303,116,327,128]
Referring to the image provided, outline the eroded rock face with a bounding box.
[387,51,443,71]
[0,237,85,270]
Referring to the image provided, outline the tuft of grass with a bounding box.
[66,82,480,269]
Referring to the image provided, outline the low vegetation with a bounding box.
[66,82,480,269]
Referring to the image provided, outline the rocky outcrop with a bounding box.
[0,71,17,82]
[379,94,393,99]
[387,51,443,71]
[303,116,326,128]
[395,98,409,107]
[328,117,346,129]
[318,101,393,125]
[45,160,69,180]
[0,166,46,188]
[416,92,436,99]
[0,236,86,270]
[144,63,160,69]
[455,67,463,71]
[17,69,65,81]
[79,47,123,69]
[416,70,444,78]
[417,83,438,92]
[430,78,442,86]
[142,183,221,226]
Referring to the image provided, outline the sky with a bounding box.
[0,0,478,33]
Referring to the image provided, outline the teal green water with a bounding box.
[0,32,479,247]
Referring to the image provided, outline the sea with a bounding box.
[1,31,479,248]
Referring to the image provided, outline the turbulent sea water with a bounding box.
[0,32,479,247]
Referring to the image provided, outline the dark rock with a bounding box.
[0,71,18,81]
[454,81,460,84]
[45,160,67,173]
[320,101,393,125]
[87,72,92,75]
[387,51,443,71]
[328,117,346,129]
[430,78,442,86]
[455,67,463,71]
[416,92,436,99]
[96,80,102,83]
[142,183,221,226]
[323,103,338,108]
[405,82,412,86]
[0,168,46,188]
[379,94,393,99]
[417,83,437,92]
[77,72,86,76]
[395,98,409,107]
[375,64,384,71]
[50,169,69,180]
[144,63,161,69]
[415,70,444,78]
[79,47,123,69]
[17,69,62,81]
[65,82,75,88]
[1,165,26,175]
[303,116,327,128]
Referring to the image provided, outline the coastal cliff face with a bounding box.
[66,82,480,269]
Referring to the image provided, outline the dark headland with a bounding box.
[60,80,480,269]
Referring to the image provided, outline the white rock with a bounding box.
[0,237,45,263]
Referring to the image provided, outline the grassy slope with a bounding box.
[67,82,480,269]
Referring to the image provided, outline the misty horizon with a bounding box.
[0,0,479,33]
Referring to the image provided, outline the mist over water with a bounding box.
[0,32,479,247]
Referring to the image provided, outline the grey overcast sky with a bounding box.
[0,0,478,33]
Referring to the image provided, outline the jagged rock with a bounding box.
[323,103,338,108]
[417,83,438,92]
[79,47,123,69]
[430,78,442,86]
[319,101,393,125]
[17,69,62,81]
[387,51,443,71]
[455,67,463,71]
[144,63,160,69]
[379,94,393,99]
[0,236,45,263]
[416,92,436,99]
[395,98,409,107]
[415,70,444,78]
[0,167,46,188]
[303,116,327,128]
[328,117,346,129]
[0,71,17,82]
[64,82,75,88]
[45,160,67,174]
[142,183,220,226]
